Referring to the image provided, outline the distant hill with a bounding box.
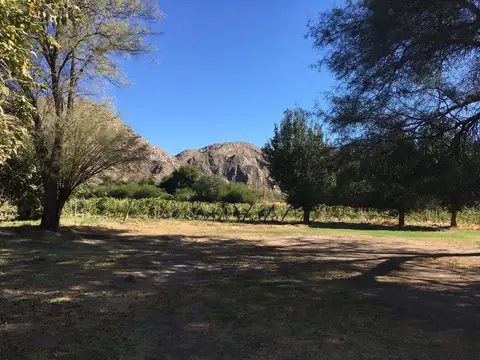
[106,136,270,188]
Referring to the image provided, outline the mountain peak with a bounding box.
[111,138,269,188]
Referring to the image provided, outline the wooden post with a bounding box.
[263,204,275,222]
[242,204,254,221]
[74,198,77,223]
[281,205,292,222]
[123,198,130,222]
[233,204,241,222]
[217,204,227,221]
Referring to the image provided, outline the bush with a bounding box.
[191,175,225,202]
[160,165,202,194]
[0,148,43,220]
[80,182,170,200]
[174,187,196,201]
[221,182,256,204]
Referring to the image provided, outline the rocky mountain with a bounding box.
[175,142,270,188]
[110,140,270,188]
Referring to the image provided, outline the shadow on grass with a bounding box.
[216,219,446,232]
[0,225,479,359]
[309,221,447,232]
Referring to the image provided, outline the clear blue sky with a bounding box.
[112,0,336,155]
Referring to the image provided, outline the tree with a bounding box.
[220,182,256,204]
[362,132,426,227]
[12,0,162,230]
[308,0,480,144]
[0,0,69,164]
[263,108,334,224]
[420,135,480,227]
[331,144,374,209]
[161,165,202,194]
[332,135,428,227]
[36,100,148,227]
[191,175,225,203]
[308,0,480,226]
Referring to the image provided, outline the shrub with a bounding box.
[79,182,170,199]
[174,187,196,201]
[160,165,202,194]
[191,175,225,202]
[221,182,256,204]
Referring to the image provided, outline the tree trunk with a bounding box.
[303,207,311,225]
[450,209,458,228]
[40,184,70,231]
[40,178,60,231]
[398,208,405,227]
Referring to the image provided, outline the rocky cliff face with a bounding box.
[110,140,270,188]
[175,142,270,188]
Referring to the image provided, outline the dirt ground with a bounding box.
[0,220,479,359]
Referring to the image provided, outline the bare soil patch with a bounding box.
[1,221,479,359]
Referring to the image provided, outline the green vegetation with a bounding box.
[80,182,171,200]
[0,0,70,164]
[263,108,334,224]
[59,197,480,228]
[2,0,163,231]
[160,166,258,204]
[306,0,480,228]
[2,0,480,231]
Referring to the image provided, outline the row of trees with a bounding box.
[264,0,480,227]
[0,0,162,230]
[264,108,480,227]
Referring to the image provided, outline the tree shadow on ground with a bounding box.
[0,225,479,359]
[309,221,446,232]
[222,219,444,232]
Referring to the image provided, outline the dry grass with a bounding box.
[0,220,479,359]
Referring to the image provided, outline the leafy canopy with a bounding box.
[263,108,334,222]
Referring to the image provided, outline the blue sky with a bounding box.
[112,0,336,155]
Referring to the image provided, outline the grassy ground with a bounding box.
[62,215,480,241]
[0,219,479,359]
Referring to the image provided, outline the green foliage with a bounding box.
[308,0,480,227]
[0,146,43,220]
[79,174,260,205]
[220,182,256,204]
[160,165,202,194]
[0,0,73,164]
[191,175,225,202]
[263,108,334,223]
[63,198,480,227]
[80,182,171,200]
[419,136,480,226]
[308,0,480,144]
[17,0,163,230]
[174,187,196,201]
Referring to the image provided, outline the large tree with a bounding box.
[12,0,162,230]
[420,135,480,227]
[308,0,480,226]
[263,108,334,224]
[42,100,148,214]
[308,0,480,144]
[333,133,429,227]
[0,0,68,164]
[362,132,427,227]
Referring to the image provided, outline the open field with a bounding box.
[1,220,479,359]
